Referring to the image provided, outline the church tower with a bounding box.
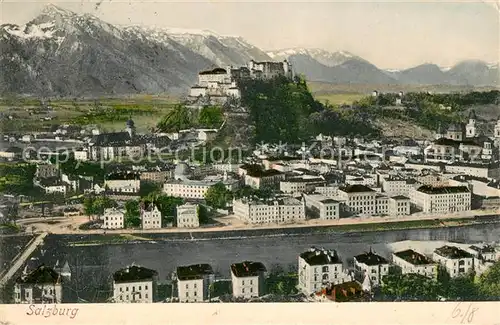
[465,110,477,138]
[125,118,136,138]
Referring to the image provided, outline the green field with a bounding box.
[0,95,180,133]
[313,93,366,105]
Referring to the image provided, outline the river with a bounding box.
[16,222,498,302]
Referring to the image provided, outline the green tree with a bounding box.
[204,182,232,209]
[198,106,224,128]
[477,261,500,300]
[139,181,161,198]
[381,273,442,301]
[124,200,141,228]
[157,105,194,132]
[83,196,97,216]
[198,204,211,224]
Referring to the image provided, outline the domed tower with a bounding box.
[465,110,477,138]
[125,118,136,138]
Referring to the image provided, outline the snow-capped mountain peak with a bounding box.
[267,48,364,67]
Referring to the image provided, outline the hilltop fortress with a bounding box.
[188,59,293,105]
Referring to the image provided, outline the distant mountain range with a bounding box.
[0,5,498,96]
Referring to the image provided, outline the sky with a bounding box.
[1,0,499,69]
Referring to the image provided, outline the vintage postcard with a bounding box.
[0,0,499,324]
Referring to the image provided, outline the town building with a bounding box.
[102,207,125,229]
[14,265,63,304]
[298,247,352,295]
[89,119,145,161]
[381,176,420,197]
[279,176,326,195]
[176,264,215,303]
[140,203,162,229]
[337,184,386,216]
[494,115,500,140]
[230,261,267,299]
[388,196,411,216]
[239,164,286,189]
[34,177,67,195]
[392,249,438,279]
[36,163,59,179]
[468,244,498,263]
[248,60,293,79]
[105,172,140,194]
[176,203,199,228]
[353,250,390,287]
[302,194,340,220]
[433,246,474,278]
[409,185,471,214]
[112,265,158,303]
[232,197,305,224]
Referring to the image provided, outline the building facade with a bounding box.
[102,207,125,229]
[298,247,352,295]
[353,250,390,287]
[14,266,63,304]
[140,203,162,229]
[112,265,158,303]
[409,185,471,214]
[232,197,305,224]
[176,203,199,228]
[176,264,215,303]
[392,249,438,279]
[433,246,474,278]
[230,261,267,299]
[302,194,340,220]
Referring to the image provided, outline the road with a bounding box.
[0,232,47,287]
[4,207,500,237]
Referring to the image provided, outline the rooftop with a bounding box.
[240,164,282,177]
[113,265,158,283]
[416,185,469,195]
[339,184,374,193]
[16,265,61,285]
[300,247,342,266]
[434,246,473,259]
[354,250,388,266]
[469,245,497,254]
[393,249,434,265]
[391,195,410,201]
[231,261,267,277]
[199,67,227,75]
[176,264,214,281]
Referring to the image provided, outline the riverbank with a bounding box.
[54,215,500,246]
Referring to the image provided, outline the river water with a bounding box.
[20,223,498,302]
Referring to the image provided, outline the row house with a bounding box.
[14,265,63,304]
[140,203,162,229]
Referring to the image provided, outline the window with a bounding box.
[145,285,148,290]
[126,287,129,291]
[194,283,197,289]
[194,291,197,296]
[145,294,148,299]
[242,280,245,285]
[250,280,253,285]
[139,286,142,290]
[242,288,245,293]
[186,292,189,297]
[133,286,135,292]
[250,288,253,293]
[186,284,189,289]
